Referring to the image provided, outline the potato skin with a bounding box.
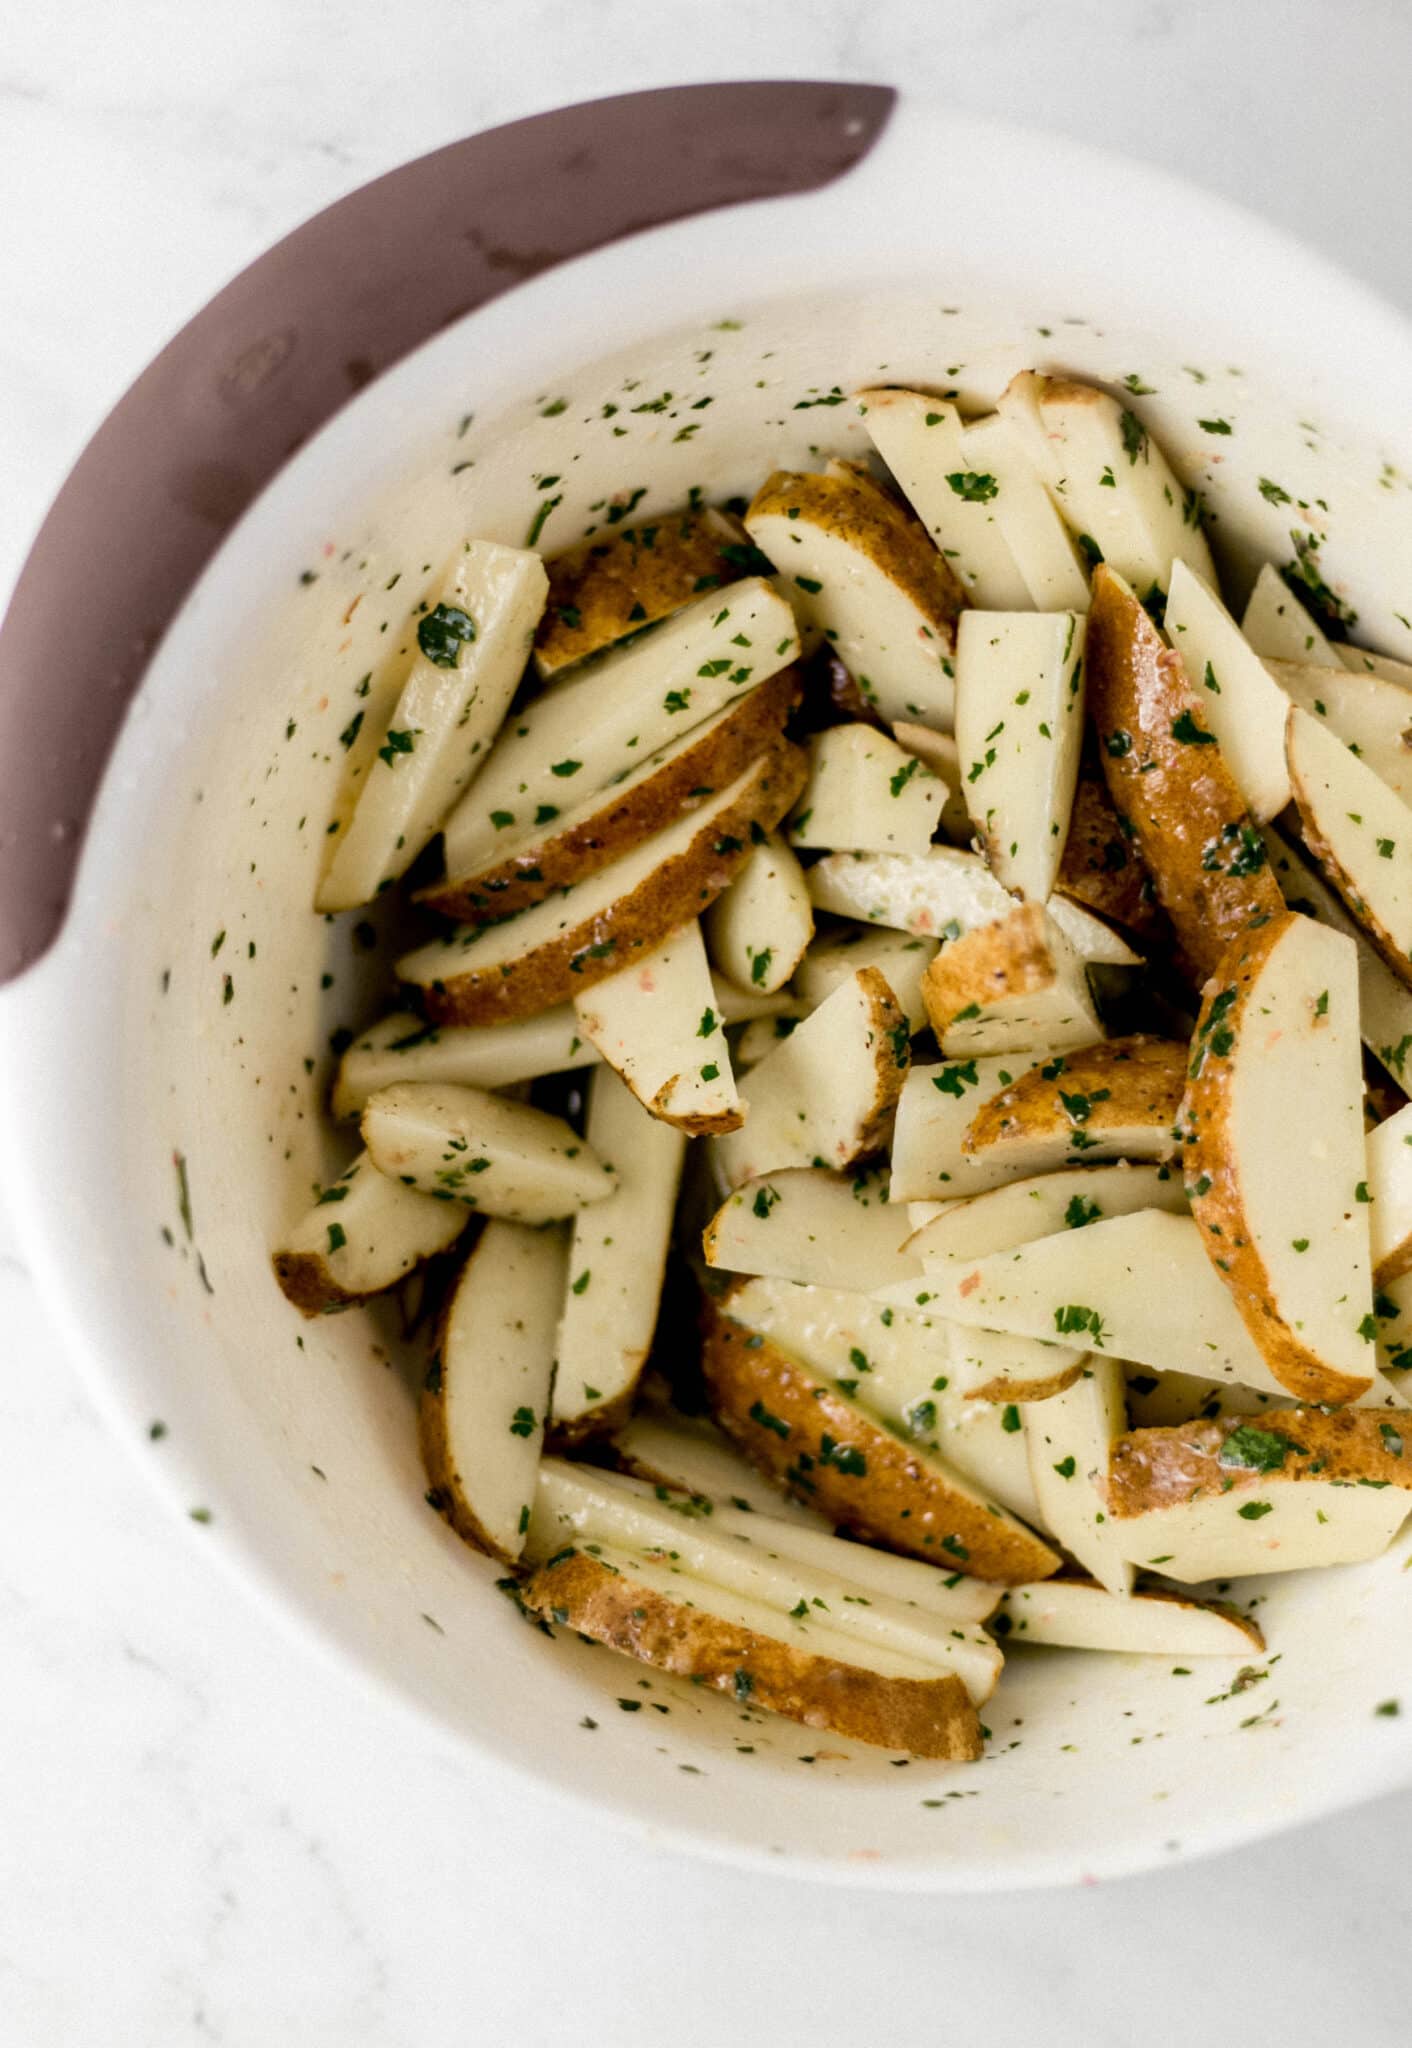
[700,1298,1060,1583]
[1087,565,1282,978]
[534,507,750,675]
[1056,745,1165,943]
[1105,1407,1412,1517]
[271,1251,363,1318]
[748,465,965,649]
[962,1034,1186,1159]
[1179,911,1372,1406]
[420,667,801,923]
[408,741,808,1026]
[419,1342,516,1565]
[963,1360,1087,1404]
[518,1547,983,1759]
[920,901,1055,1033]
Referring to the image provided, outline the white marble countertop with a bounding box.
[5,3,1412,2041]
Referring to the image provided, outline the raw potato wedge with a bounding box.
[1271,660,1412,806]
[703,830,813,995]
[805,846,1138,966]
[893,1208,1295,1402]
[908,1162,1186,1265]
[960,1035,1184,1177]
[854,388,1033,609]
[1087,566,1283,978]
[889,1054,1043,1203]
[889,723,971,844]
[918,902,1103,1057]
[573,922,740,1135]
[786,723,947,856]
[1287,705,1412,991]
[1263,826,1412,1086]
[1181,910,1376,1406]
[331,1008,601,1117]
[400,743,807,1025]
[954,609,1086,902]
[612,1409,828,1523]
[1024,1358,1134,1596]
[1164,559,1292,821]
[1367,1102,1412,1285]
[517,1543,984,1760]
[795,923,937,1035]
[533,506,750,675]
[361,1081,614,1221]
[552,1070,685,1438]
[997,1579,1264,1655]
[997,372,1215,595]
[1056,749,1164,943]
[420,1218,567,1561]
[946,1326,1087,1404]
[317,542,549,911]
[745,466,964,726]
[713,967,909,1187]
[422,666,799,921]
[1104,1408,1412,1581]
[701,1298,1060,1582]
[1241,561,1345,666]
[1123,1367,1295,1428]
[956,411,1091,612]
[528,1461,1002,1697]
[440,575,799,876]
[272,1150,468,1315]
[703,1166,920,1294]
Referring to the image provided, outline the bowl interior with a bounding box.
[10,118,1412,1886]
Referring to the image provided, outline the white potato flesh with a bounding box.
[703,831,813,995]
[1287,705,1412,981]
[607,1425,1000,1621]
[436,1219,567,1560]
[361,1081,613,1221]
[400,757,782,997]
[855,389,1033,609]
[733,1011,808,1069]
[713,969,905,1187]
[1187,914,1374,1396]
[1272,661,1412,806]
[612,1411,828,1522]
[331,1008,601,1118]
[1164,559,1292,820]
[787,723,946,856]
[1340,646,1412,686]
[317,542,549,910]
[1109,1478,1410,1583]
[888,1209,1293,1399]
[1367,1101,1412,1285]
[804,847,1136,965]
[551,1072,685,1427]
[924,912,1102,1060]
[439,576,798,875]
[957,1105,1178,1184]
[703,1167,919,1293]
[946,1324,1086,1401]
[1024,1359,1133,1596]
[997,373,1215,593]
[857,1338,1047,1529]
[958,413,1091,612]
[275,1150,467,1295]
[909,1162,1185,1263]
[724,1272,956,1417]
[574,922,739,1133]
[1241,561,1344,666]
[954,610,1086,902]
[998,1580,1262,1655]
[889,722,972,843]
[889,1055,1040,1202]
[525,1534,953,1683]
[794,925,938,1036]
[529,1462,1002,1699]
[745,508,955,729]
[1264,826,1412,1084]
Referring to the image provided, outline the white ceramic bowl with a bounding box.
[5,89,1412,1889]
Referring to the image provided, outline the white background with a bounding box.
[4,4,1412,2042]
